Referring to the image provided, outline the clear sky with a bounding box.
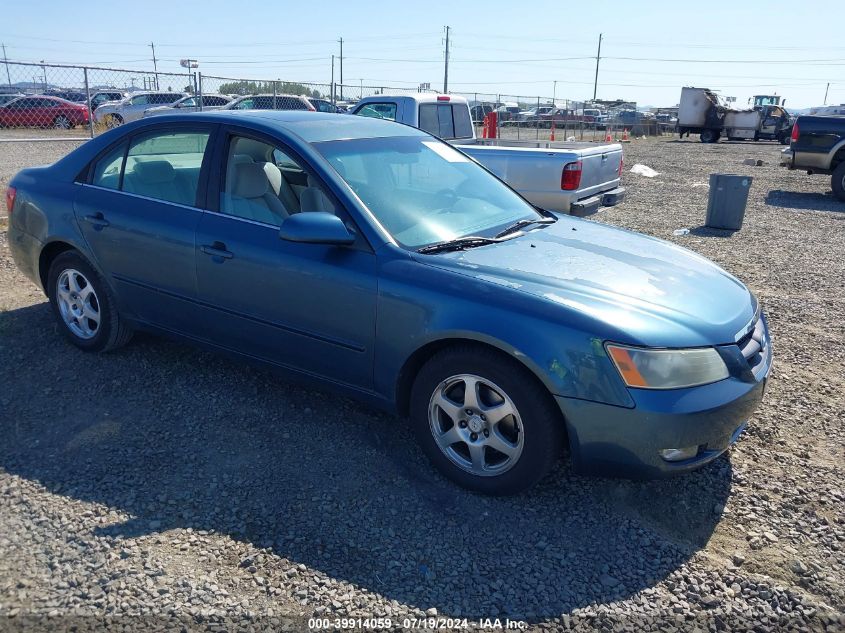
[2,0,844,109]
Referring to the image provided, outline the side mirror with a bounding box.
[279,212,355,245]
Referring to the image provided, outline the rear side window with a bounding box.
[116,131,210,206]
[153,93,182,105]
[91,142,127,190]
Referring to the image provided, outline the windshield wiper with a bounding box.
[494,216,556,238]
[417,236,503,254]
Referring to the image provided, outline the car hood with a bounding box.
[413,216,757,347]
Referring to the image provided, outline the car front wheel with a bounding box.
[47,251,132,352]
[410,345,564,495]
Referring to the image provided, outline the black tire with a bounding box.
[47,250,133,352]
[700,129,718,143]
[832,161,845,202]
[409,345,564,495]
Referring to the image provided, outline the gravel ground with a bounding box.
[1,135,844,632]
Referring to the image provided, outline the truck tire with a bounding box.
[700,129,718,143]
[832,161,845,202]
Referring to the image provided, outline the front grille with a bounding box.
[738,315,768,376]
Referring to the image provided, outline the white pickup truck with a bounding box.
[350,94,625,215]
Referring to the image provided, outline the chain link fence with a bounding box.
[1,59,671,143]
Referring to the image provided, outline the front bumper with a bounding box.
[556,322,772,478]
[570,186,626,217]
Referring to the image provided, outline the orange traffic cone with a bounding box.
[622,128,629,142]
[482,113,489,139]
[550,119,556,141]
[605,128,613,142]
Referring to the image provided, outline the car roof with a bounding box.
[122,110,427,142]
[357,93,469,105]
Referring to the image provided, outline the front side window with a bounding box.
[153,93,182,104]
[220,135,337,226]
[120,131,210,206]
[204,96,228,106]
[315,135,539,248]
[130,95,149,106]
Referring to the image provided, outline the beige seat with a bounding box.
[259,162,300,213]
[223,162,289,225]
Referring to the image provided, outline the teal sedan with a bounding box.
[6,111,771,494]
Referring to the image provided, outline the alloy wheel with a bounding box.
[56,268,100,339]
[428,374,524,477]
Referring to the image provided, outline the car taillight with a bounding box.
[561,161,582,190]
[790,122,799,143]
[5,186,16,215]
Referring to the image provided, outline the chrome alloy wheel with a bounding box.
[428,374,524,477]
[56,268,100,339]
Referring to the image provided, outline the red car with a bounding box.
[0,95,89,129]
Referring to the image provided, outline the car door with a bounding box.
[193,128,378,389]
[74,124,216,332]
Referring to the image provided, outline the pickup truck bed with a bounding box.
[456,139,625,215]
[350,94,625,215]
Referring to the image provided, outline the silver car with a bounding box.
[94,91,187,127]
[222,94,314,112]
[142,94,233,117]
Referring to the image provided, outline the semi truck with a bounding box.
[677,87,793,144]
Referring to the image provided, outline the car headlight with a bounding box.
[606,344,729,389]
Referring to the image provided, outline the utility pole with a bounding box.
[2,44,11,90]
[824,82,829,105]
[443,25,451,93]
[592,33,602,101]
[331,54,335,104]
[40,60,47,90]
[150,42,159,90]
[338,37,343,101]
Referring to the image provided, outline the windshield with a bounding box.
[314,135,540,249]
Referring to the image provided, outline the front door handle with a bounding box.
[201,242,233,260]
[82,213,110,229]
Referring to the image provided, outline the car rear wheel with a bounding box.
[700,129,719,143]
[832,161,845,202]
[47,251,132,352]
[409,345,563,495]
[53,115,72,129]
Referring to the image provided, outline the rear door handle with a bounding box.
[201,242,233,260]
[82,213,110,229]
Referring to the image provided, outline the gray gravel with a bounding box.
[1,135,844,632]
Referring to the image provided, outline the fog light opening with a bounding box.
[660,446,700,462]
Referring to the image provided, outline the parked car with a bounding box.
[143,94,233,117]
[5,110,771,494]
[0,95,89,129]
[307,97,339,113]
[469,103,494,125]
[780,115,845,201]
[89,90,129,111]
[494,102,520,122]
[351,94,625,215]
[94,91,186,127]
[44,89,88,103]
[222,94,315,112]
[0,93,25,107]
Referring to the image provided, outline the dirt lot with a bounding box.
[0,135,843,632]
